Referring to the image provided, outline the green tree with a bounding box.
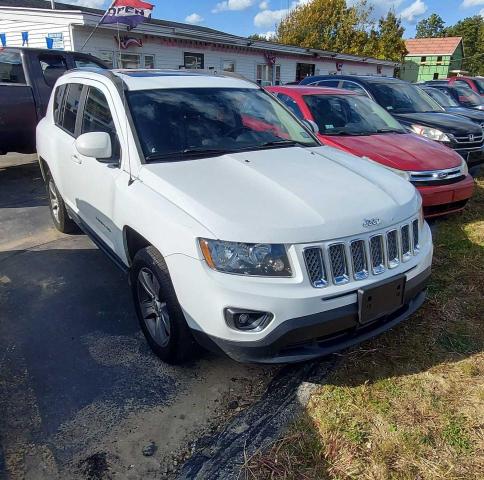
[248,34,271,41]
[276,0,406,62]
[276,0,375,55]
[415,14,446,38]
[377,11,407,61]
[445,15,484,76]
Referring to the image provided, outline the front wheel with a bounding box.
[130,246,198,364]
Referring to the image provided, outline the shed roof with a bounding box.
[404,37,463,56]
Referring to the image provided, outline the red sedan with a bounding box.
[446,77,484,97]
[267,86,474,218]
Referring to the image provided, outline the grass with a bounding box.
[244,177,484,480]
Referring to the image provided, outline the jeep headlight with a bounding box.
[199,239,292,277]
[411,124,451,142]
[460,157,469,176]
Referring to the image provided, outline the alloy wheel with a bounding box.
[137,267,171,347]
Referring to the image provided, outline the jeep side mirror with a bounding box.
[75,132,112,161]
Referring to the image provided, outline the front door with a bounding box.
[70,83,125,251]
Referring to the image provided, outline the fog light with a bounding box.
[224,308,273,331]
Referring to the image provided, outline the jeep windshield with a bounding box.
[303,94,406,136]
[370,82,445,114]
[127,88,318,161]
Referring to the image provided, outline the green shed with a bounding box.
[400,37,463,82]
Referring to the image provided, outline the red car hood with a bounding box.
[320,133,462,171]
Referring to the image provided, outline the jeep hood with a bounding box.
[139,146,419,244]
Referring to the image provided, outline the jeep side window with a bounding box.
[53,84,66,126]
[61,83,83,135]
[81,87,120,159]
[276,93,304,119]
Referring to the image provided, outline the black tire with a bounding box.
[130,246,198,364]
[45,171,78,234]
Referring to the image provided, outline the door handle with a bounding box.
[72,154,82,164]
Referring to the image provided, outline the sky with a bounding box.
[60,0,484,39]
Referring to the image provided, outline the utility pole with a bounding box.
[50,1,56,9]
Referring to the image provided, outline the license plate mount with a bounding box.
[358,276,405,325]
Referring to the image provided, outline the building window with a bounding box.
[296,63,315,82]
[98,51,115,68]
[436,55,443,64]
[222,60,235,72]
[420,56,427,63]
[256,64,281,86]
[144,55,155,69]
[433,72,439,80]
[184,52,204,69]
[119,53,140,69]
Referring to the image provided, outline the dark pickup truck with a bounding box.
[0,47,107,155]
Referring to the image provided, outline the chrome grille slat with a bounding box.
[369,235,385,274]
[350,240,368,280]
[412,219,420,253]
[386,230,399,268]
[328,243,349,285]
[304,247,327,288]
[401,224,412,261]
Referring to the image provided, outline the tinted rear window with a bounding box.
[0,51,26,84]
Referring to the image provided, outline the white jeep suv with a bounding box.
[37,69,433,364]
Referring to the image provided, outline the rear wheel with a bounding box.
[46,172,77,234]
[130,246,197,364]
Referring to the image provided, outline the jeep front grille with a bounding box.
[401,224,411,261]
[328,243,349,285]
[350,240,368,280]
[304,218,420,287]
[412,219,420,252]
[386,230,399,268]
[304,247,327,288]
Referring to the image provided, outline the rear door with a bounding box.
[0,50,37,154]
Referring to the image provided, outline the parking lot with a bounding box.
[0,155,282,479]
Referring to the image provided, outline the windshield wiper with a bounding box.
[146,148,232,161]
[258,140,301,147]
[374,128,406,134]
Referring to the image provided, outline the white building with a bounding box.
[0,0,398,84]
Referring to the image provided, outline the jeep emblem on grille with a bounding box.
[438,172,448,178]
[362,218,381,228]
[469,134,475,142]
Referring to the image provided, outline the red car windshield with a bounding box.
[304,94,406,136]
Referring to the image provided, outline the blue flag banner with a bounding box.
[0,33,6,47]
[101,0,154,31]
[22,31,29,46]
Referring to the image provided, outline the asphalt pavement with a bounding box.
[0,155,279,480]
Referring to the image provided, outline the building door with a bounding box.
[296,63,315,82]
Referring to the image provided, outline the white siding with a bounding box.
[73,26,394,83]
[0,10,76,50]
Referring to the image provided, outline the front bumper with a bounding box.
[165,222,433,364]
[418,174,475,218]
[192,267,431,363]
